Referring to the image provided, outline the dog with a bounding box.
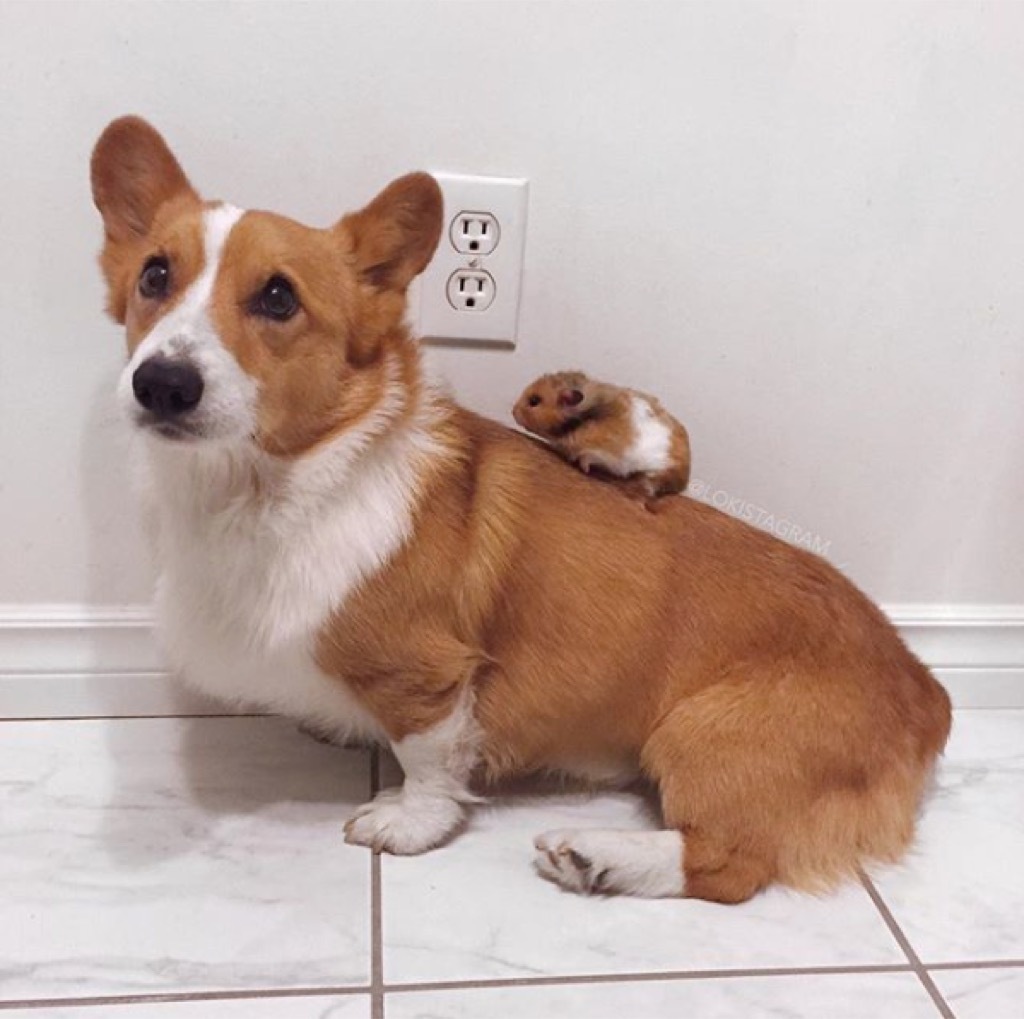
[90,117,951,903]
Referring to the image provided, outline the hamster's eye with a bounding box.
[527,394,542,408]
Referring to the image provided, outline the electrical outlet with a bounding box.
[417,172,528,346]
[447,269,496,311]
[451,212,499,255]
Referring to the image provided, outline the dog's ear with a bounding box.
[339,173,443,292]
[90,117,198,322]
[91,116,197,243]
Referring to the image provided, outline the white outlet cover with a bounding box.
[417,172,529,347]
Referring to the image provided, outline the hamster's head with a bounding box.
[513,371,593,436]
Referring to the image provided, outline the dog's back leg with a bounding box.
[531,824,774,903]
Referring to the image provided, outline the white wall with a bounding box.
[1,0,1022,611]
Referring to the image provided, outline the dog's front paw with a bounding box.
[344,788,464,855]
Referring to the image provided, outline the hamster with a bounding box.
[512,371,691,501]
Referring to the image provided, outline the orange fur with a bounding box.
[92,118,952,904]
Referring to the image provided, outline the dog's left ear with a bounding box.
[339,173,443,292]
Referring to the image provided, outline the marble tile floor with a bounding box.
[0,710,1020,1018]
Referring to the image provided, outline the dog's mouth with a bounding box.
[135,414,203,442]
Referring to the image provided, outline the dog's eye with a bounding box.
[528,394,542,408]
[255,276,300,322]
[138,256,170,299]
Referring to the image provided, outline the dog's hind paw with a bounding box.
[533,828,685,897]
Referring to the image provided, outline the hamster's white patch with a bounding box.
[623,395,672,474]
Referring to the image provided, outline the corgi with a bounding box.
[91,117,951,903]
[513,370,691,501]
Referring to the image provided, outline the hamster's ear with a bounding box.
[558,389,585,408]
[338,172,444,292]
[91,116,197,242]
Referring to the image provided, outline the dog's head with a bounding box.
[91,117,442,456]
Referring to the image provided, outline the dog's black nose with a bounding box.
[132,357,204,418]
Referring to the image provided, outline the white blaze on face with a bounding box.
[118,203,257,443]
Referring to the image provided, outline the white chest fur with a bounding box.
[140,402,437,741]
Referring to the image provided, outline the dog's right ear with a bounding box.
[91,117,197,243]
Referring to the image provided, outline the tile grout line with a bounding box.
[0,987,370,1012]
[369,747,385,1019]
[860,873,956,1019]
[382,963,918,995]
[6,958,1023,1011]
[928,959,1024,971]
[0,966,918,1012]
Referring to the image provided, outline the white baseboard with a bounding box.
[1,603,1022,718]
[889,604,1024,709]
[0,606,232,718]
[0,672,236,718]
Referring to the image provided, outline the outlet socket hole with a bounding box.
[466,297,476,308]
